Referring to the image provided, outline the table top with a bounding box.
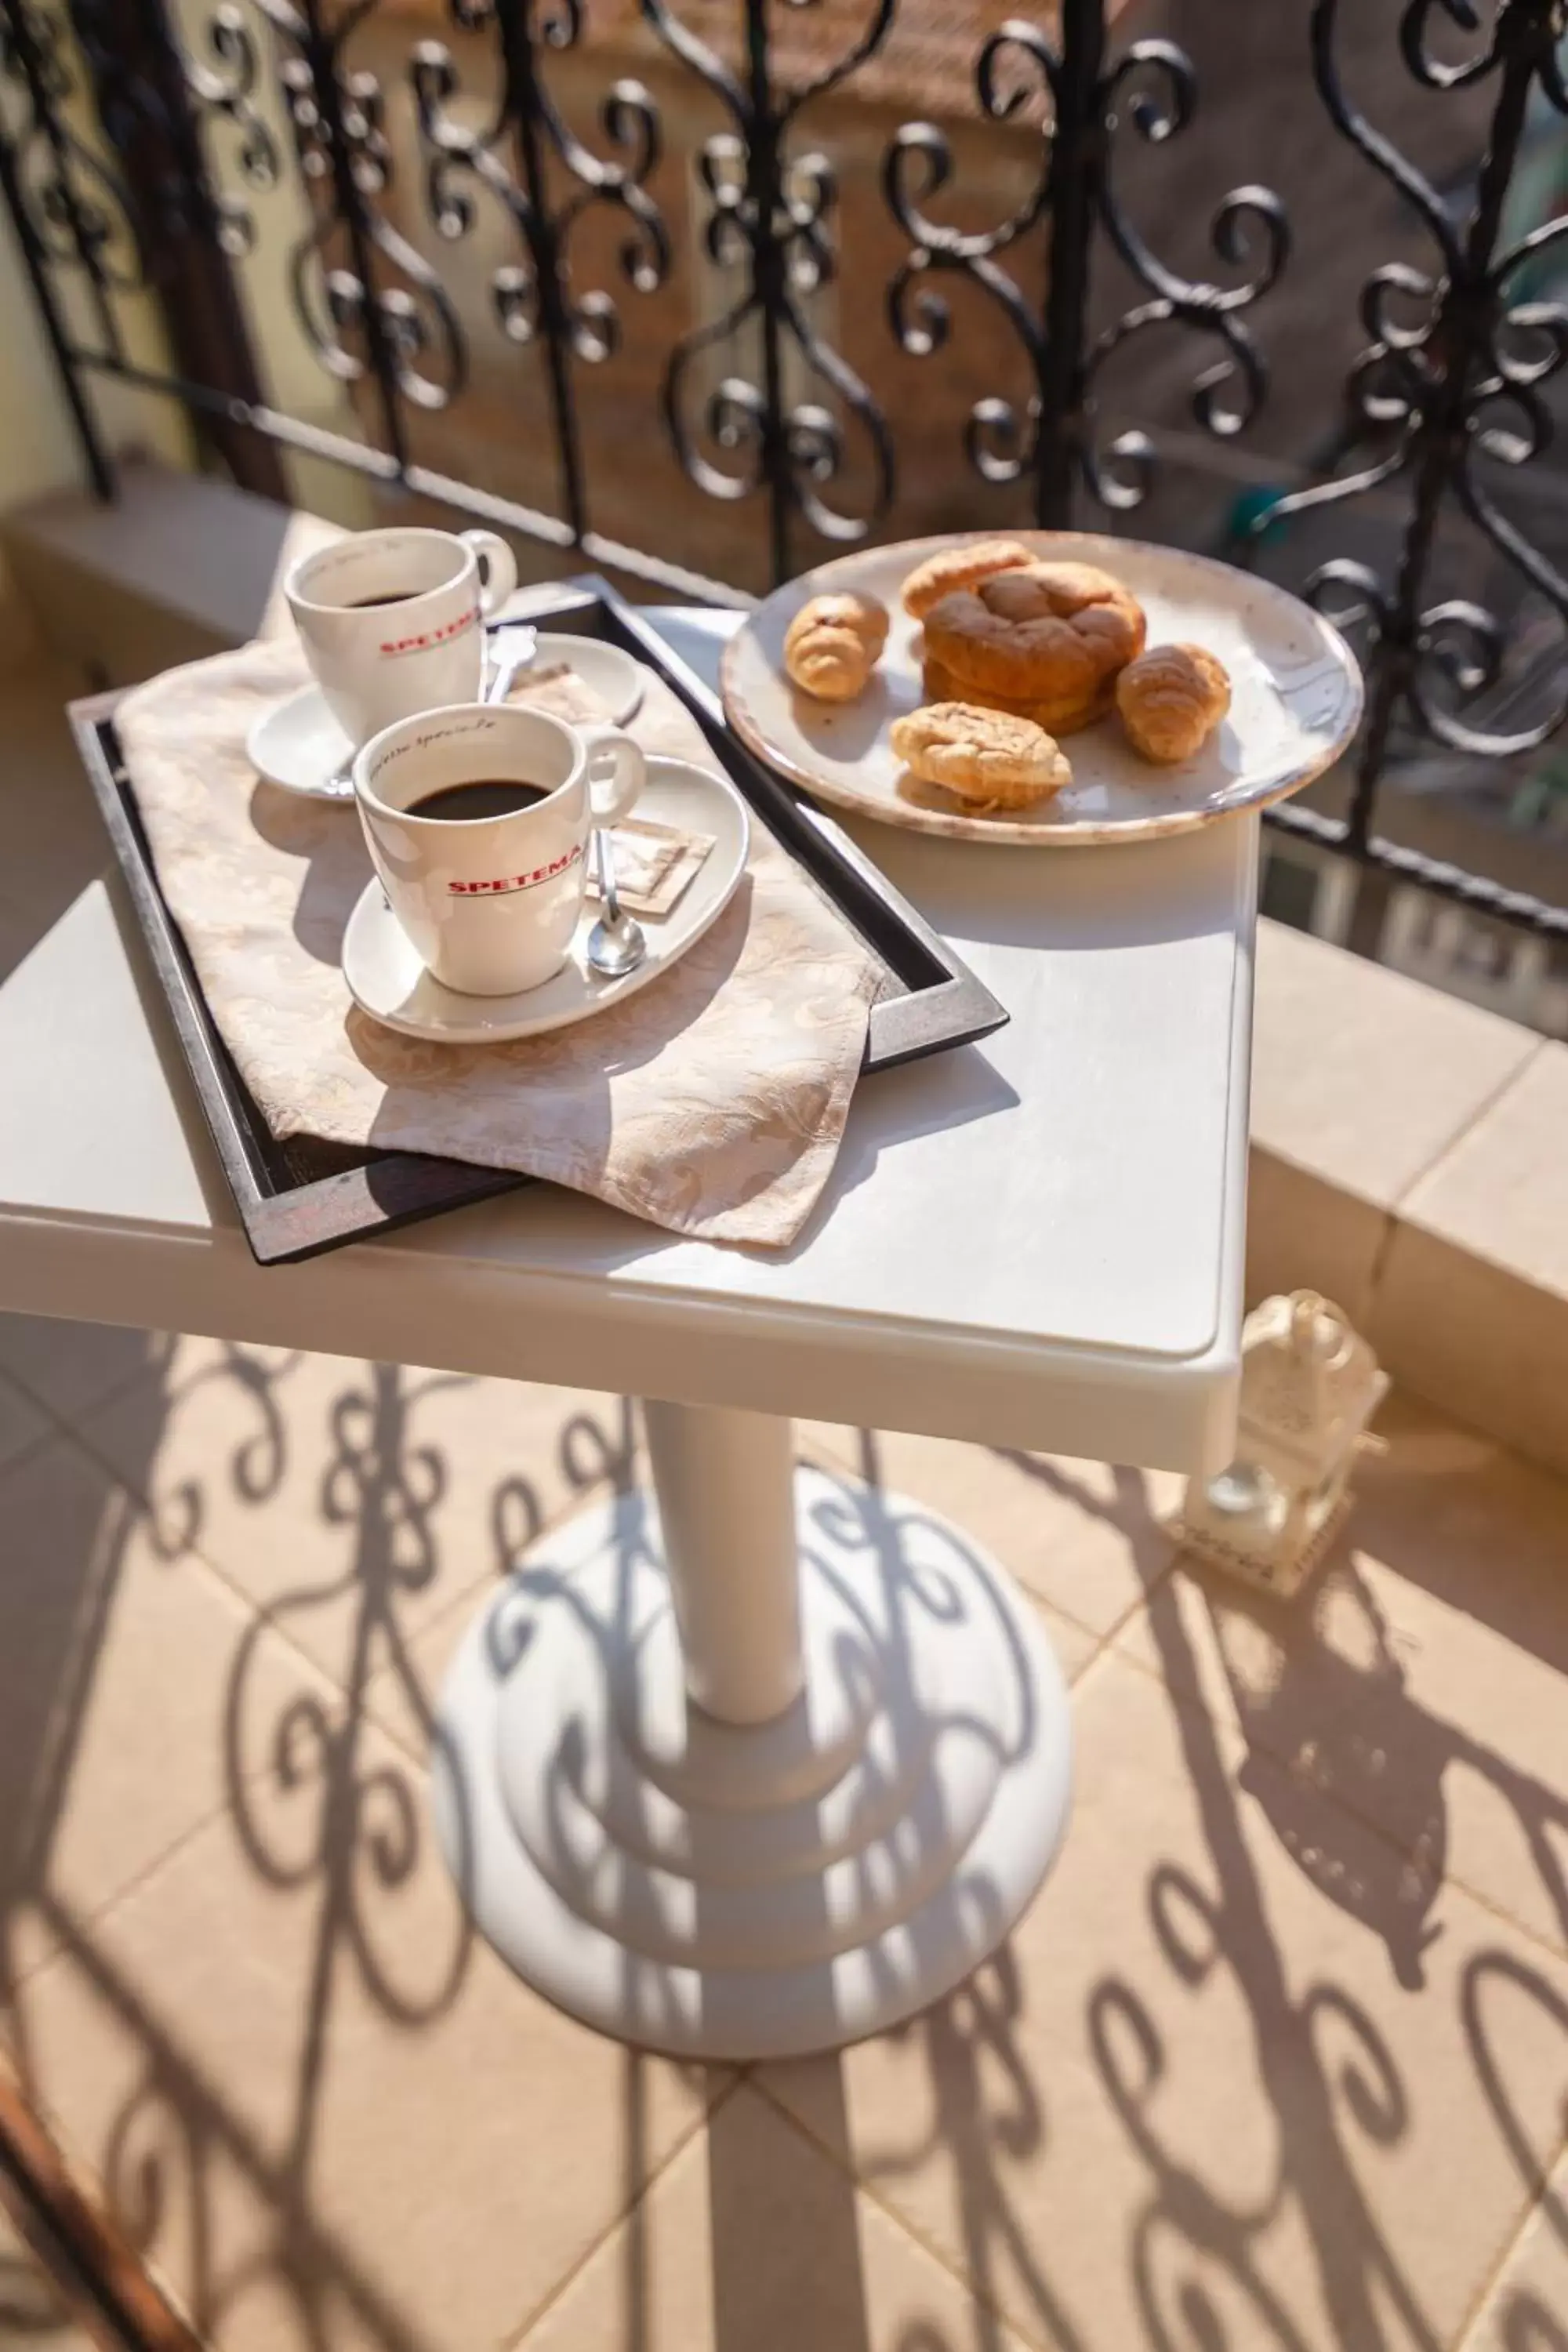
[0,608,1255,1472]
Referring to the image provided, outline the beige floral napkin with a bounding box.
[114,637,884,1246]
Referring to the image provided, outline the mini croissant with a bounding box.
[782,593,889,702]
[1116,642,1231,764]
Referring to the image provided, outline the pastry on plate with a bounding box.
[1116,642,1231,763]
[890,701,1072,812]
[782,592,889,702]
[900,539,1035,622]
[924,562,1146,716]
[921,654,1115,737]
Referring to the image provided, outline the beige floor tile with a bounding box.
[800,1423,1181,1638]
[1116,1394,1568,1959]
[0,2200,99,2350]
[1246,1149,1389,1327]
[0,1316,166,1418]
[0,1432,336,1992]
[1250,920,1538,1209]
[78,1341,635,1699]
[10,1721,723,2352]
[358,1581,466,1764]
[1459,2165,1568,2350]
[760,1650,1568,2352]
[0,1368,53,1473]
[1369,1040,1568,1483]
[518,2081,1034,2352]
[1033,1600,1102,1686]
[1397,1041,1568,1298]
[1374,1222,1568,1484]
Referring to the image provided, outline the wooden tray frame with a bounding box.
[70,575,1007,1266]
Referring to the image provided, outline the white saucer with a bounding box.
[249,637,649,800]
[247,684,357,800]
[514,631,645,726]
[342,757,750,1044]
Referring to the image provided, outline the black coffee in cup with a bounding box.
[343,590,418,608]
[407,779,550,822]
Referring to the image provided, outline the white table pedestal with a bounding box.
[432,1402,1073,2060]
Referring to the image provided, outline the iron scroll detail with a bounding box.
[1268,0,1568,834]
[650,0,897,587]
[884,2,1290,527]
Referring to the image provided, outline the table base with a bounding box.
[432,1454,1073,2060]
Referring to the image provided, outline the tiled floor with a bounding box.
[1,1316,1566,2352]
[0,2198,98,2350]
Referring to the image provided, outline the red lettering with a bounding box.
[444,840,584,897]
[378,607,480,658]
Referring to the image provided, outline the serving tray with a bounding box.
[71,575,1007,1266]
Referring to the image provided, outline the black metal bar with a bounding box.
[1036,0,1105,526]
[296,0,407,473]
[579,528,749,608]
[67,0,291,499]
[67,345,749,602]
[495,0,589,544]
[742,0,789,586]
[1264,796,1568,940]
[1345,3,1544,853]
[0,107,114,495]
[0,0,124,358]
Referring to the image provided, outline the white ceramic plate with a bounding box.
[342,756,749,1044]
[247,634,649,801]
[720,529,1364,848]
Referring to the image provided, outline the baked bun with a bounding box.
[891,701,1071,811]
[782,593,889,702]
[924,564,1146,712]
[900,539,1035,622]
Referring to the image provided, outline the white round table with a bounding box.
[0,603,1254,2060]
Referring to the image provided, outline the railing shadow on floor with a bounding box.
[0,1350,889,2352]
[821,1428,1568,2352]
[0,1347,624,2350]
[990,1437,1568,1981]
[4,1363,1568,2348]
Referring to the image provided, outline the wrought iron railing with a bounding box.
[3,0,1568,936]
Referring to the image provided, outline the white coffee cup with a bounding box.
[354,702,646,996]
[286,526,520,748]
